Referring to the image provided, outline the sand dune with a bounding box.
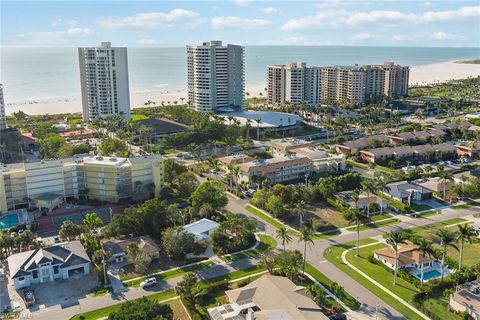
[5,60,479,116]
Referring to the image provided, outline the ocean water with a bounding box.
[1,46,478,103]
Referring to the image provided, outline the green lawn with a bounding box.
[452,203,476,210]
[324,239,424,320]
[124,261,214,287]
[73,267,268,320]
[67,117,82,125]
[246,205,299,236]
[70,290,177,320]
[402,218,468,242]
[130,114,150,121]
[304,263,360,310]
[412,210,439,218]
[224,235,277,262]
[345,218,400,232]
[410,203,433,212]
[474,212,480,218]
[246,205,341,239]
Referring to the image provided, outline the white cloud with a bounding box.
[432,32,463,41]
[233,0,252,7]
[136,39,158,45]
[282,6,480,30]
[260,7,280,15]
[350,33,375,40]
[98,8,201,28]
[392,32,464,42]
[16,28,95,44]
[420,1,433,8]
[51,18,78,27]
[211,16,271,30]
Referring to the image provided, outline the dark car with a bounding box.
[329,314,347,320]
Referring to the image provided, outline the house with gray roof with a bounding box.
[7,241,91,289]
[384,181,433,204]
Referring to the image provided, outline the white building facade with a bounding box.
[0,84,6,130]
[187,40,244,112]
[78,42,130,121]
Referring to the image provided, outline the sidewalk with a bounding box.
[340,242,430,320]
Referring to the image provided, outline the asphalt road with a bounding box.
[228,195,479,320]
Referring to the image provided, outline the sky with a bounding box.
[1,0,479,47]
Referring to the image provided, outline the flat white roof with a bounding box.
[218,110,302,128]
[183,218,219,235]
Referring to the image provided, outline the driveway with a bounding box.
[26,272,99,311]
[416,199,446,209]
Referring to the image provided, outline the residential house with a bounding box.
[60,128,94,140]
[388,132,415,145]
[101,236,160,263]
[360,143,457,164]
[7,241,91,289]
[385,181,433,204]
[336,190,387,211]
[207,274,328,320]
[415,177,455,194]
[449,280,480,320]
[182,218,219,242]
[374,240,436,270]
[218,154,255,168]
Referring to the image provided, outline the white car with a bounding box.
[140,277,157,288]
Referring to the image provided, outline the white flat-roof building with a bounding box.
[182,218,219,242]
[187,40,244,113]
[78,42,130,121]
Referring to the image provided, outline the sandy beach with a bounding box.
[5,60,479,116]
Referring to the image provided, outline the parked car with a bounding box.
[53,236,60,243]
[140,277,157,288]
[242,190,253,197]
[329,313,347,320]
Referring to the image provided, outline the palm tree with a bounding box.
[298,226,314,275]
[375,179,391,215]
[295,199,306,227]
[436,229,458,281]
[361,179,378,216]
[456,224,478,272]
[386,230,406,285]
[343,208,370,257]
[276,226,292,251]
[437,169,453,201]
[254,117,262,140]
[414,238,433,287]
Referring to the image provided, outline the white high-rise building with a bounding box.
[267,62,321,105]
[187,40,244,112]
[0,84,5,130]
[363,61,409,100]
[78,42,130,122]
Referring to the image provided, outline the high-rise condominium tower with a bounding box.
[0,84,5,130]
[321,67,366,105]
[267,62,321,105]
[78,42,130,122]
[187,40,244,112]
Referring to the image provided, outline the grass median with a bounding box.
[345,218,400,232]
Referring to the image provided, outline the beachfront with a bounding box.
[5,59,480,116]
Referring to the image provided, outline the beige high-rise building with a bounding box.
[267,62,321,105]
[267,65,286,104]
[363,65,386,99]
[187,40,244,112]
[0,84,6,130]
[382,61,409,97]
[321,67,366,105]
[78,42,131,122]
[0,154,163,213]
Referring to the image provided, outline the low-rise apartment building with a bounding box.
[239,155,312,185]
[270,138,315,156]
[290,147,346,174]
[360,143,457,164]
[335,134,389,156]
[0,154,164,213]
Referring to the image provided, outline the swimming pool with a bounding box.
[419,270,442,281]
[0,214,20,230]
